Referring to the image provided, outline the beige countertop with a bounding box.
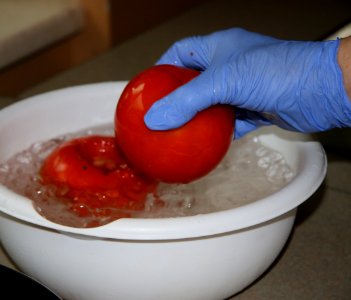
[0,0,82,69]
[1,0,351,299]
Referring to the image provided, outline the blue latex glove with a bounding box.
[144,28,351,138]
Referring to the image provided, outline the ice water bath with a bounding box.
[0,124,295,228]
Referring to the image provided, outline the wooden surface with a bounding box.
[0,0,206,97]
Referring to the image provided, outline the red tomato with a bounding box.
[115,64,235,183]
[40,136,157,217]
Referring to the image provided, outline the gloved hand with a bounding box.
[144,28,351,138]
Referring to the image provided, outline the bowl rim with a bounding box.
[0,82,327,240]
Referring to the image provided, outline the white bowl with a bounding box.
[0,82,326,300]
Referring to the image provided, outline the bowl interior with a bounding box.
[0,82,327,240]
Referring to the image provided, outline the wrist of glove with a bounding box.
[144,28,351,138]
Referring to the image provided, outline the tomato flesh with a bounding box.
[40,136,157,219]
[115,64,235,183]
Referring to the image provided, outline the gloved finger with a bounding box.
[234,109,272,138]
[156,36,210,71]
[144,71,217,130]
[234,119,259,139]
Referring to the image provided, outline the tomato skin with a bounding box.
[40,136,158,216]
[40,136,123,190]
[115,64,235,183]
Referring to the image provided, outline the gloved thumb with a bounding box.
[144,71,216,130]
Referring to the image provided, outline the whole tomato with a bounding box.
[115,64,235,183]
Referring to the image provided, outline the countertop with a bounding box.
[0,0,82,69]
[1,0,351,299]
